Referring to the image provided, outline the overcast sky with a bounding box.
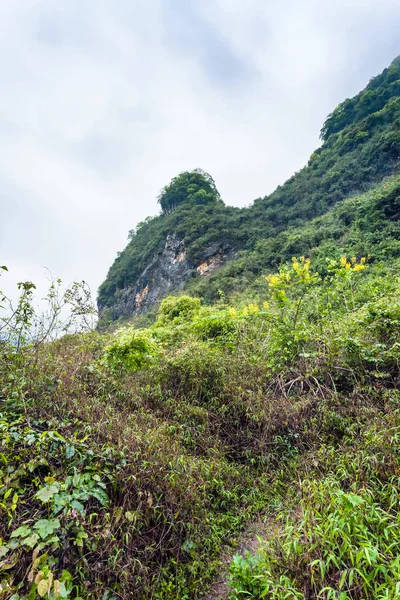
[1,0,399,304]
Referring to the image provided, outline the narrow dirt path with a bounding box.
[203,520,276,600]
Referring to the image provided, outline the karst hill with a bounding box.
[98,56,400,325]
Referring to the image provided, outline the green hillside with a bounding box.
[98,56,400,320]
[188,173,400,303]
[1,57,400,600]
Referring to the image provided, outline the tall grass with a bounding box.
[1,257,399,599]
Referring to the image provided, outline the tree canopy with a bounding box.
[320,55,400,140]
[157,169,221,214]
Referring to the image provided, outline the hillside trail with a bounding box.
[203,519,277,600]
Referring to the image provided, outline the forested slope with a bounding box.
[98,56,400,323]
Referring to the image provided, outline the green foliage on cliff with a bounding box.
[320,55,400,140]
[157,169,222,215]
[97,178,242,312]
[98,57,400,320]
[187,173,400,303]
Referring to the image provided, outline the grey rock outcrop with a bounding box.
[99,233,233,320]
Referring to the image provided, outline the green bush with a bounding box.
[102,327,159,372]
[192,307,239,341]
[335,285,400,370]
[160,340,227,406]
[156,295,201,325]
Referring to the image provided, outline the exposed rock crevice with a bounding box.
[99,233,234,320]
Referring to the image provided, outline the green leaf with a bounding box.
[58,581,70,599]
[33,519,60,539]
[346,493,364,507]
[65,444,75,459]
[70,499,85,516]
[45,535,60,546]
[35,483,59,503]
[74,530,88,547]
[90,488,109,506]
[10,525,31,539]
[23,533,40,548]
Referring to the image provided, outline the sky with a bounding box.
[1,0,399,306]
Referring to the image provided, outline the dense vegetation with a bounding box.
[320,55,400,140]
[1,57,400,600]
[157,169,222,215]
[2,247,400,598]
[98,56,400,317]
[187,173,400,303]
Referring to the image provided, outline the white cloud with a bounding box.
[0,0,399,304]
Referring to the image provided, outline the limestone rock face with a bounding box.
[98,233,233,320]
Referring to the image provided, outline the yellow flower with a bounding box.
[345,262,351,270]
[340,256,347,268]
[353,264,366,272]
[247,303,259,313]
[267,274,280,287]
[263,301,269,309]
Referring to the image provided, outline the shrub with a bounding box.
[160,341,226,406]
[192,307,239,341]
[102,327,159,372]
[335,285,400,371]
[156,295,201,325]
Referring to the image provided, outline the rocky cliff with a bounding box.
[97,170,241,324]
[98,231,234,322]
